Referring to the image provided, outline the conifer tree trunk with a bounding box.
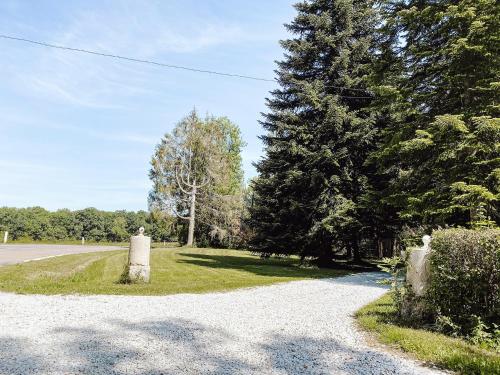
[352,240,361,262]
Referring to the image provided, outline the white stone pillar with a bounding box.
[81,237,85,245]
[128,227,151,282]
[406,235,432,296]
[3,231,8,244]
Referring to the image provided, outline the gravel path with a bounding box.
[0,244,124,265]
[0,272,443,375]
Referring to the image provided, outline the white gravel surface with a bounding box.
[0,272,444,375]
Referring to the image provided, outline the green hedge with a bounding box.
[428,228,500,336]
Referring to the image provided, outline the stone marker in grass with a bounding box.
[128,227,151,283]
[407,235,431,296]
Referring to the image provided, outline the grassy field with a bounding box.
[0,247,351,295]
[356,293,500,375]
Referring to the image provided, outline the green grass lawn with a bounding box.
[356,293,500,375]
[0,247,351,295]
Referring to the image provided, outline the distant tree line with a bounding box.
[0,207,175,242]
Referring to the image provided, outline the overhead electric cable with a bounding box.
[0,34,373,98]
[0,34,275,82]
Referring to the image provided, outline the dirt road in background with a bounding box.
[0,244,125,265]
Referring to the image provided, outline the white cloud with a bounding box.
[0,160,62,172]
[26,77,123,109]
[140,24,245,54]
[73,180,150,192]
[85,130,158,145]
[0,110,158,145]
[2,3,251,109]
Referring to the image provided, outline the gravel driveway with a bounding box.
[0,272,443,375]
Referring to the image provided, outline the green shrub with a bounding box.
[427,228,500,340]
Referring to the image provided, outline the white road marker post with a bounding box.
[128,227,151,283]
[81,237,85,245]
[3,231,8,243]
[407,235,432,296]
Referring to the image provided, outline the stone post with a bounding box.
[128,227,151,282]
[406,235,432,296]
[81,237,85,245]
[3,231,8,244]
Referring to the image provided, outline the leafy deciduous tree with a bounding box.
[149,110,245,247]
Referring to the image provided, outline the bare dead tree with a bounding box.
[173,150,211,246]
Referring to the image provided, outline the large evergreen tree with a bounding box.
[375,0,500,227]
[250,0,378,262]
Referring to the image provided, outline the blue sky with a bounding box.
[0,0,296,211]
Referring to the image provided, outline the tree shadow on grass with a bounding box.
[358,303,398,323]
[176,252,354,279]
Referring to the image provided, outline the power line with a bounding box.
[0,34,275,82]
[0,33,373,98]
